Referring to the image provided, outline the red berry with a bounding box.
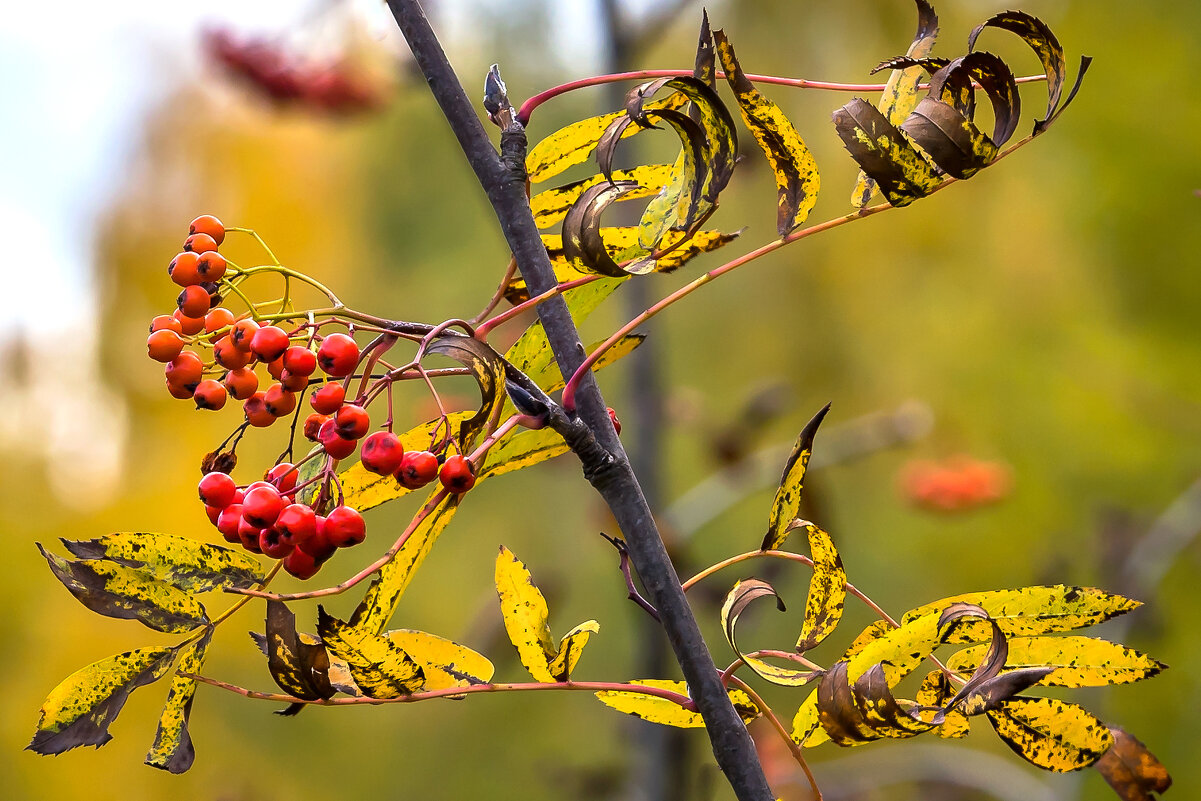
[276,503,316,545]
[174,309,205,335]
[230,319,259,351]
[250,325,290,362]
[318,418,357,459]
[607,407,622,435]
[217,504,243,542]
[266,462,299,494]
[297,515,337,560]
[325,505,365,547]
[283,546,321,579]
[214,336,252,370]
[333,404,370,440]
[439,454,476,494]
[264,383,297,416]
[199,471,238,508]
[224,367,259,400]
[283,346,317,377]
[243,485,284,528]
[244,391,276,427]
[258,526,294,559]
[169,252,202,286]
[204,504,222,526]
[150,314,183,334]
[265,355,286,380]
[184,232,219,254]
[361,431,405,475]
[193,379,228,410]
[165,380,194,400]
[304,412,329,441]
[196,251,227,282]
[279,371,309,392]
[238,517,264,553]
[165,351,204,390]
[189,214,225,245]
[177,285,211,318]
[317,333,359,378]
[204,307,236,333]
[310,382,345,414]
[147,329,184,362]
[396,450,438,489]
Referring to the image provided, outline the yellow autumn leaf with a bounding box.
[946,635,1165,688]
[987,697,1113,771]
[548,620,600,682]
[530,164,675,228]
[387,629,495,690]
[790,521,847,653]
[595,680,759,728]
[145,631,212,773]
[317,608,424,699]
[763,406,829,550]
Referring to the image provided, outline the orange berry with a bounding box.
[196,251,227,282]
[224,367,259,400]
[214,335,252,370]
[230,319,260,351]
[184,232,219,254]
[147,329,184,362]
[165,351,204,390]
[264,383,297,416]
[150,314,183,334]
[189,214,225,245]
[177,285,211,318]
[174,309,205,335]
[279,370,309,392]
[204,308,236,334]
[250,325,290,362]
[244,392,275,427]
[169,251,202,287]
[193,379,228,410]
[165,379,194,400]
[266,355,286,380]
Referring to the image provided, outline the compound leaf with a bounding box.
[595,680,759,728]
[61,531,265,592]
[40,544,208,634]
[987,697,1113,772]
[29,646,175,755]
[714,30,820,234]
[317,608,423,699]
[145,628,213,774]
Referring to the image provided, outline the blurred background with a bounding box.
[2,0,1198,799]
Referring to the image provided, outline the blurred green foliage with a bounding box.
[4,1,1199,799]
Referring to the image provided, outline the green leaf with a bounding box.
[145,629,213,773]
[317,608,424,699]
[987,697,1113,772]
[763,405,830,550]
[61,531,265,592]
[900,585,1142,642]
[790,521,847,652]
[265,600,334,703]
[852,0,939,207]
[350,490,461,635]
[720,579,819,687]
[832,98,943,207]
[714,30,820,235]
[946,636,1166,688]
[387,629,495,690]
[596,680,759,728]
[29,647,175,755]
[40,544,209,634]
[526,94,688,184]
[530,164,675,228]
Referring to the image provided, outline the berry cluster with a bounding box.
[152,216,481,580]
[899,456,1012,512]
[203,28,385,114]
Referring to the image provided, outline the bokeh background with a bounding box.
[2,0,1198,799]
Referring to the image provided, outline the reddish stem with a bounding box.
[475,275,600,340]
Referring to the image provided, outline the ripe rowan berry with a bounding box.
[204,504,223,526]
[178,285,211,318]
[607,407,622,435]
[304,412,329,441]
[283,545,321,579]
[217,504,243,542]
[238,517,264,553]
[196,251,227,282]
[193,379,228,411]
[279,370,310,392]
[165,351,204,390]
[276,503,316,546]
[333,404,370,440]
[317,333,359,378]
[184,232,219,254]
[297,515,335,559]
[250,325,290,362]
[324,505,365,547]
[265,355,286,380]
[244,392,276,427]
[150,314,183,334]
[169,252,202,287]
[318,418,357,459]
[189,214,225,245]
[204,307,236,334]
[258,527,294,559]
[439,454,476,494]
[174,309,205,335]
[165,380,194,400]
[361,431,404,475]
[198,471,238,508]
[266,462,299,494]
[264,383,297,416]
[147,329,184,362]
[283,346,317,377]
[243,485,284,528]
[310,382,345,414]
[230,319,259,351]
[224,367,259,400]
[397,450,438,489]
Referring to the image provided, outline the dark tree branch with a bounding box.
[383,2,775,799]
